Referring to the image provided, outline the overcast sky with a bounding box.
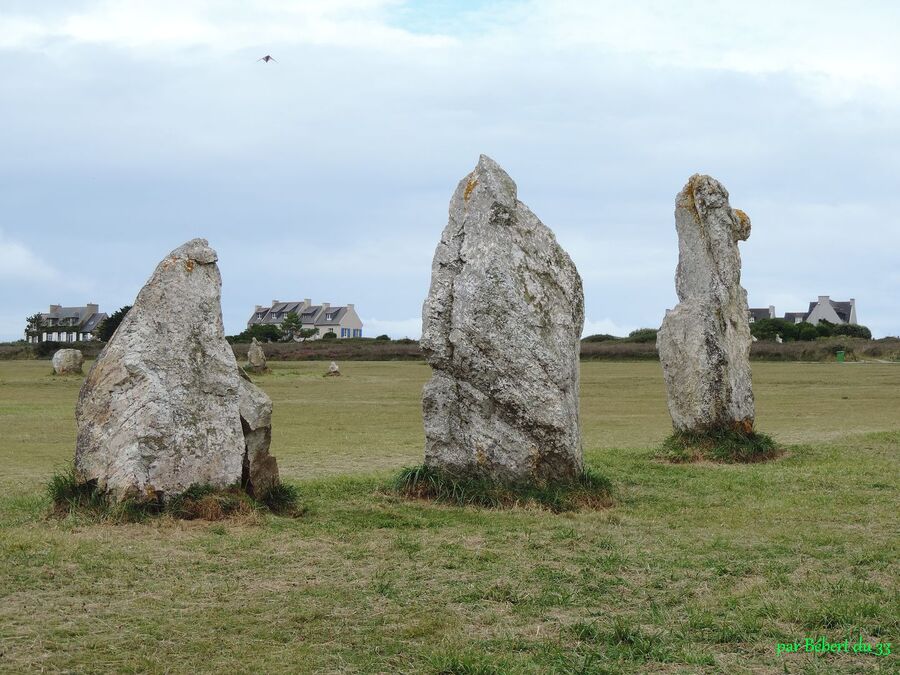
[1,0,898,340]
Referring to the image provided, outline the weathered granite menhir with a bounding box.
[657,174,755,433]
[75,239,279,502]
[421,155,585,484]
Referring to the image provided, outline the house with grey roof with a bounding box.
[748,296,858,326]
[248,299,363,339]
[803,296,857,326]
[748,305,776,323]
[26,303,108,343]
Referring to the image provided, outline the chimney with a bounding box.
[321,303,330,310]
[347,303,354,310]
[86,303,99,314]
[818,295,830,304]
[768,305,775,318]
[271,300,279,307]
[49,304,61,313]
[303,298,311,306]
[255,305,263,312]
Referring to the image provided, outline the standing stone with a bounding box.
[247,337,267,373]
[421,155,584,484]
[52,349,84,375]
[657,174,755,433]
[237,369,278,497]
[325,361,341,377]
[75,239,279,502]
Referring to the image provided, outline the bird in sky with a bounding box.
[257,55,277,63]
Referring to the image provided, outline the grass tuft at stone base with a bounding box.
[392,465,614,512]
[47,465,305,523]
[660,428,781,463]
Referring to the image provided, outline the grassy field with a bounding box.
[0,360,898,673]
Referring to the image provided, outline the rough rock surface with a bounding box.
[75,239,279,502]
[237,369,277,497]
[325,361,341,377]
[246,337,267,373]
[52,349,84,375]
[421,155,584,484]
[656,174,755,433]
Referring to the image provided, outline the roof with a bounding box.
[831,301,853,323]
[81,313,107,332]
[315,306,347,325]
[748,308,771,320]
[784,312,808,321]
[807,298,854,323]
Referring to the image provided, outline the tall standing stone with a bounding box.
[75,239,279,502]
[657,174,755,433]
[421,155,584,484]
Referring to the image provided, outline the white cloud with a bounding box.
[362,316,421,339]
[582,318,635,339]
[0,0,454,53]
[0,229,62,282]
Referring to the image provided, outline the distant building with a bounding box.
[748,296,858,326]
[803,296,857,326]
[748,305,776,323]
[26,303,107,343]
[248,299,363,339]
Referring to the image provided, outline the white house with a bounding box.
[26,303,107,343]
[803,296,857,326]
[247,299,363,339]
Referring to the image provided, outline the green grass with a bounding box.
[1,360,898,673]
[393,465,613,512]
[661,428,780,463]
[46,465,304,523]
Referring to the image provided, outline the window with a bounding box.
[257,312,264,319]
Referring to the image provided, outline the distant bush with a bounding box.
[374,334,391,341]
[751,318,798,341]
[796,322,819,341]
[627,328,658,343]
[34,341,65,358]
[833,324,872,339]
[582,334,619,343]
[321,331,337,340]
[95,305,131,342]
[227,324,283,344]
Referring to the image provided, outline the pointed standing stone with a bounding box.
[75,239,279,502]
[421,155,584,484]
[656,175,755,433]
[247,337,267,373]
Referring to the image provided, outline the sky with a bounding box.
[1,0,898,340]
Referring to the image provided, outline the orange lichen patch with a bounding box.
[733,209,750,229]
[464,177,477,201]
[184,259,195,272]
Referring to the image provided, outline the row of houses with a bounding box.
[24,295,854,344]
[24,298,365,343]
[25,304,108,343]
[749,296,857,326]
